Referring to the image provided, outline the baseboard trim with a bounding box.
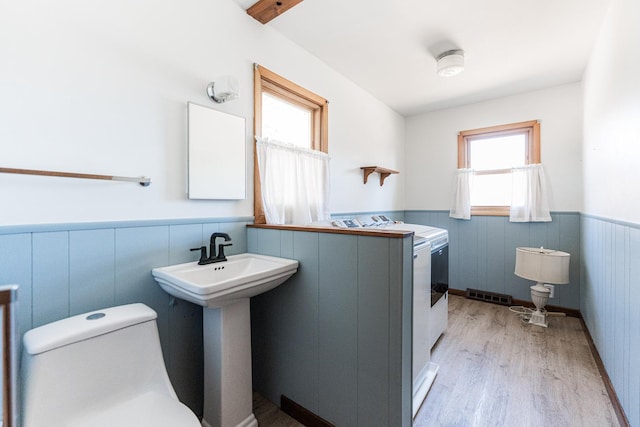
[280,395,336,427]
[578,316,630,427]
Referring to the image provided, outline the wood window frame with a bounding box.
[253,64,329,224]
[457,120,540,216]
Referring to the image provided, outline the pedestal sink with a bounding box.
[152,253,298,427]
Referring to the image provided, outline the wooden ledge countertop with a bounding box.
[247,223,413,238]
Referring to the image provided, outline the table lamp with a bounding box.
[514,247,570,327]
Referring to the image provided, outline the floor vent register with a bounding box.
[465,288,513,306]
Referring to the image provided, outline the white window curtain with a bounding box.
[510,163,551,222]
[256,136,331,225]
[449,168,474,220]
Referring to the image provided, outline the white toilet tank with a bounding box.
[21,303,200,427]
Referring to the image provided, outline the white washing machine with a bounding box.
[381,222,448,416]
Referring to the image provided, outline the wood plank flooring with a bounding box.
[254,295,620,426]
[253,392,304,426]
[414,295,620,427]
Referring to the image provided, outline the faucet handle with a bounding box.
[216,241,233,261]
[190,246,208,264]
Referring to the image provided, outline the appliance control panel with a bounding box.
[330,215,401,228]
[331,219,362,228]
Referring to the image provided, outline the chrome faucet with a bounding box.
[190,232,233,265]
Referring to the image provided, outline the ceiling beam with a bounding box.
[246,0,303,24]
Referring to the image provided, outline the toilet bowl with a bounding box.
[20,303,201,427]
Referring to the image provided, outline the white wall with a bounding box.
[0,0,404,226]
[404,83,583,212]
[582,0,640,223]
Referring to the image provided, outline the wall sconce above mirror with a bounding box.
[206,75,239,103]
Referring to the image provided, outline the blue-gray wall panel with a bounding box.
[387,236,413,427]
[503,220,531,301]
[280,230,294,259]
[202,223,220,249]
[612,224,625,397]
[475,217,488,292]
[115,226,170,356]
[289,232,320,411]
[357,236,390,426]
[405,211,581,309]
[246,227,258,253]
[0,217,249,419]
[249,228,318,409]
[485,216,506,294]
[219,221,249,255]
[0,233,33,334]
[457,219,478,292]
[69,229,116,315]
[559,214,581,309]
[32,232,69,327]
[318,233,358,426]
[169,224,203,264]
[167,223,204,412]
[581,215,640,427]
[250,229,295,406]
[257,228,284,257]
[249,228,412,426]
[629,227,640,427]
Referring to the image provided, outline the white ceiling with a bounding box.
[233,0,611,117]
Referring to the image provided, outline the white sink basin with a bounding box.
[152,253,298,308]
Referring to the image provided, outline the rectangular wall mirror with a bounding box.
[187,102,246,200]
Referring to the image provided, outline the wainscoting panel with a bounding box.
[357,235,391,427]
[404,211,581,310]
[581,215,640,427]
[250,227,413,427]
[0,217,252,418]
[32,232,70,327]
[318,233,358,426]
[0,233,32,334]
[69,229,117,316]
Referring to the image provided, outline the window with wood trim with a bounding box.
[253,64,329,223]
[458,120,540,216]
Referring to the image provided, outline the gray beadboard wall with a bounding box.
[404,211,582,309]
[4,210,637,425]
[247,227,413,427]
[581,215,640,427]
[0,217,252,417]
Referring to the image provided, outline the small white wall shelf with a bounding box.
[360,166,399,186]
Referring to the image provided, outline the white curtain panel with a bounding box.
[449,168,474,220]
[510,164,552,222]
[256,137,331,225]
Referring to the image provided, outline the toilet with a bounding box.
[20,303,201,427]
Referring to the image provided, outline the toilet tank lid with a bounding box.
[23,303,157,355]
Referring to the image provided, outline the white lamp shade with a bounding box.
[514,247,570,284]
[213,75,239,100]
[207,75,239,103]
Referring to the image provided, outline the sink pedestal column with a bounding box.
[202,298,258,427]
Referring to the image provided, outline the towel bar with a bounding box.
[0,167,151,187]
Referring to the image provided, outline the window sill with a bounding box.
[471,206,510,216]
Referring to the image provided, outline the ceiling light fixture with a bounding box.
[436,49,465,77]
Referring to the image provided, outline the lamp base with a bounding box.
[529,283,551,328]
[528,309,548,328]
